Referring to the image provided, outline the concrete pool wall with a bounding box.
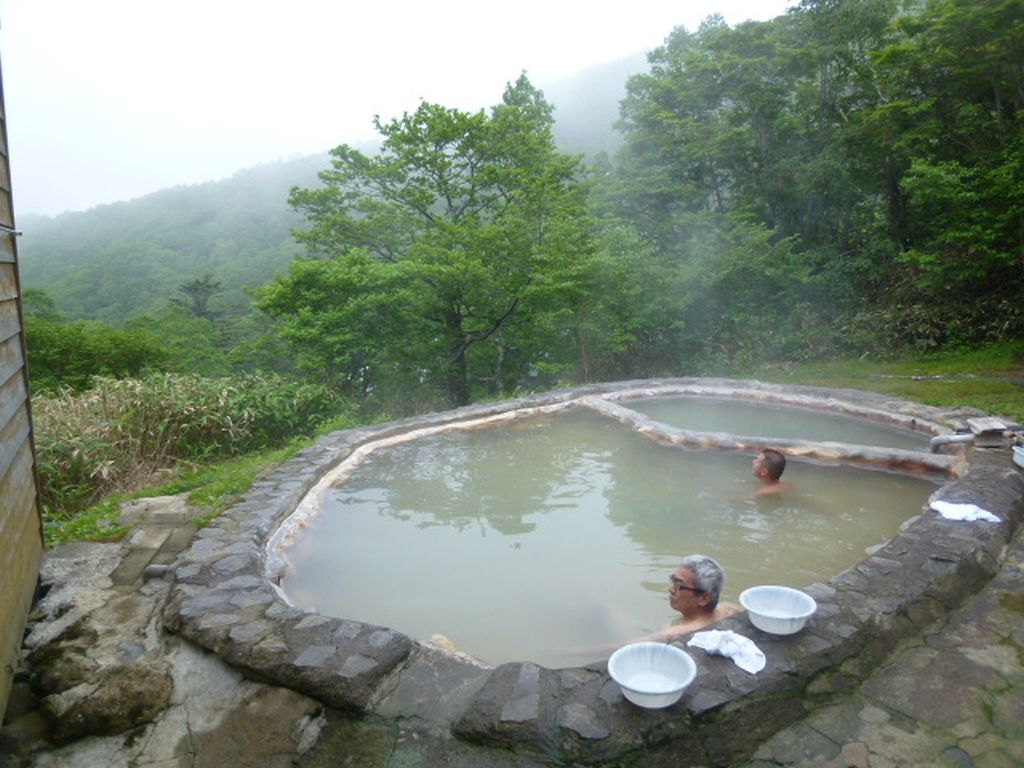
[162,379,1024,766]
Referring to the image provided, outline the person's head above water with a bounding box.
[753,448,786,483]
[669,554,725,616]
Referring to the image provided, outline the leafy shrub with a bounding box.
[26,316,170,392]
[838,297,1024,356]
[33,372,342,521]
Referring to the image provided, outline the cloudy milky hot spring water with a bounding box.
[624,396,929,451]
[280,408,940,667]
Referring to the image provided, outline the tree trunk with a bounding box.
[445,310,471,407]
[575,322,591,383]
[494,342,506,397]
[446,348,470,407]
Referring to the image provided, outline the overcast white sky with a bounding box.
[0,0,792,216]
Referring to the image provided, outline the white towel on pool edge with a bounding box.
[687,630,766,674]
[930,500,1001,523]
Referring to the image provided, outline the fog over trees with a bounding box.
[20,0,1024,413]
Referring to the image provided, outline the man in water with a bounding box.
[656,554,740,640]
[752,448,790,496]
[569,554,739,657]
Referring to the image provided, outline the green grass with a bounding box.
[159,441,312,527]
[44,440,314,547]
[48,341,1024,546]
[735,341,1024,423]
[42,498,128,547]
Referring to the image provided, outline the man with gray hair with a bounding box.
[659,554,740,640]
[573,553,740,657]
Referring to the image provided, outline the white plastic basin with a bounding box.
[607,642,697,708]
[740,585,817,635]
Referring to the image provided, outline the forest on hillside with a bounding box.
[22,0,1024,413]
[18,156,326,321]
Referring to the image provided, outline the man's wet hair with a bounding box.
[761,448,786,481]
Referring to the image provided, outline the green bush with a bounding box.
[33,372,343,520]
[26,316,170,392]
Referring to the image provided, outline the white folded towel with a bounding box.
[930,500,1001,523]
[687,629,766,674]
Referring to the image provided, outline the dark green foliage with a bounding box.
[26,315,170,392]
[122,309,230,377]
[21,287,61,319]
[608,0,1024,359]
[170,274,224,320]
[264,76,598,408]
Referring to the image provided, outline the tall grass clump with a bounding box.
[33,372,342,524]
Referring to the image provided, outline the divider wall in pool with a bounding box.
[579,394,956,476]
[162,379,1023,766]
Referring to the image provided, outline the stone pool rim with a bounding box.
[162,378,1024,766]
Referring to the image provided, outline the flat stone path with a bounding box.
[109,496,201,586]
[742,526,1024,768]
[4,494,1023,767]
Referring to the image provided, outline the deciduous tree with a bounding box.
[260,76,595,406]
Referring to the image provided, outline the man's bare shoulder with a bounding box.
[663,603,742,640]
[754,480,792,497]
[716,602,741,620]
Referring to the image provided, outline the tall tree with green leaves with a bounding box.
[258,76,595,407]
[862,0,1024,295]
[604,16,835,364]
[607,0,1024,357]
[170,274,223,320]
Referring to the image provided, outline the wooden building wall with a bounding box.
[0,55,43,716]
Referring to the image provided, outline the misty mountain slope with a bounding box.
[547,51,647,158]
[16,54,646,324]
[17,155,326,322]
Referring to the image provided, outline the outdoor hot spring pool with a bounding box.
[277,402,942,668]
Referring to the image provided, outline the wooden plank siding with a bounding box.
[0,401,30,484]
[0,365,28,435]
[0,454,41,723]
[0,51,43,716]
[0,261,18,295]
[0,296,20,343]
[0,442,41,693]
[0,332,26,385]
[0,233,13,262]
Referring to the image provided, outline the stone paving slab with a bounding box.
[118,496,196,527]
[126,525,173,551]
[108,502,201,587]
[109,548,162,587]
[743,521,1024,768]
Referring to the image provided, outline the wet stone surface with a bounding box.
[744,518,1024,768]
